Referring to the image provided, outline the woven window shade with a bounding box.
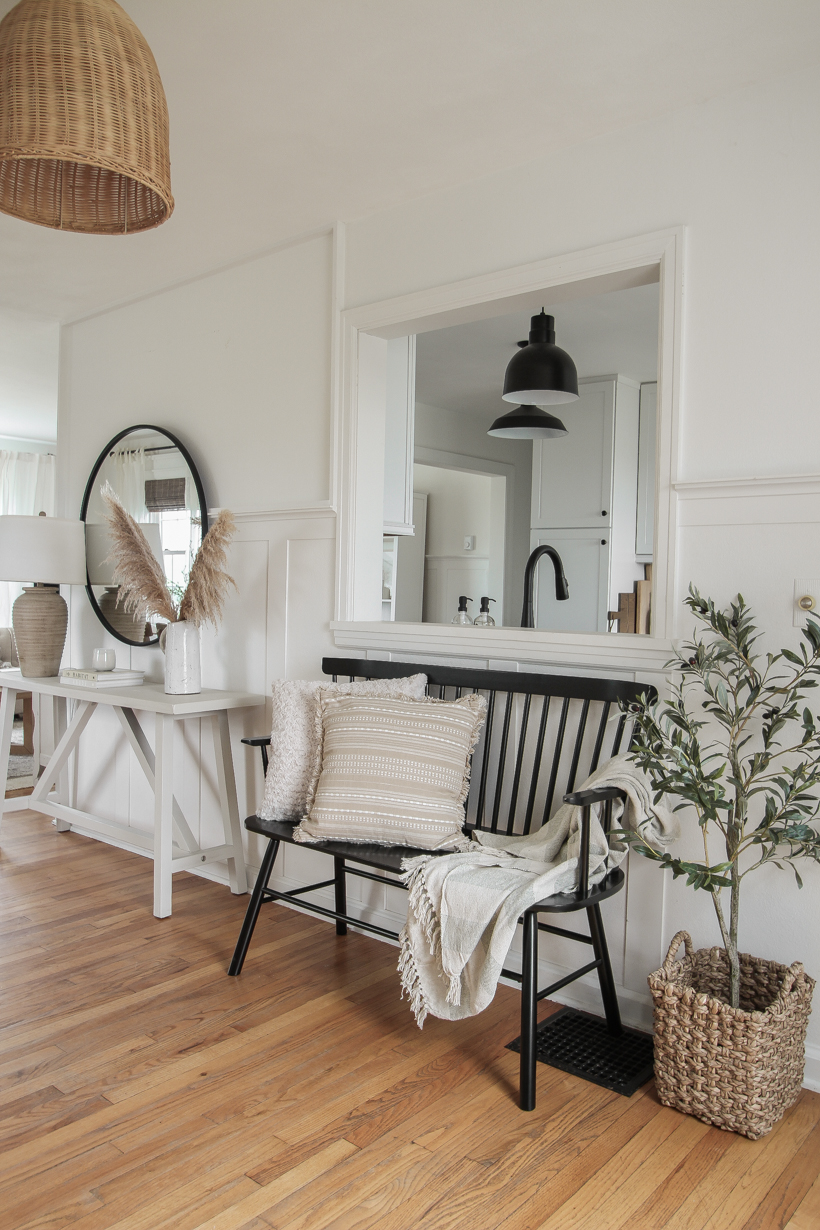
[0,0,173,234]
[145,478,185,511]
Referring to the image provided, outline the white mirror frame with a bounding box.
[333,227,684,674]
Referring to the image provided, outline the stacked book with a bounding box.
[59,667,145,689]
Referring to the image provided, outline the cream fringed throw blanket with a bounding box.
[398,755,679,1026]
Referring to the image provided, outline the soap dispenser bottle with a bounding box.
[452,596,473,625]
[474,597,496,627]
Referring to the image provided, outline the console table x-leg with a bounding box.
[0,675,264,917]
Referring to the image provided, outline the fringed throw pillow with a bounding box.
[294,692,487,850]
[258,674,428,821]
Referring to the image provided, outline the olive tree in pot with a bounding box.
[623,587,817,1138]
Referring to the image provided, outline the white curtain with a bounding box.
[0,451,57,627]
[113,447,147,520]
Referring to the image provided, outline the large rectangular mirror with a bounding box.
[381,280,659,633]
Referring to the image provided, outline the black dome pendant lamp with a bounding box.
[501,309,579,406]
[487,404,568,439]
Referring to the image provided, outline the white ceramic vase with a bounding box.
[162,620,201,694]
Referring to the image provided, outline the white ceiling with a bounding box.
[0,0,818,324]
[415,281,659,419]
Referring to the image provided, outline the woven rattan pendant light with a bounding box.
[0,0,173,234]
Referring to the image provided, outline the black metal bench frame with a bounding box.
[229,657,654,1111]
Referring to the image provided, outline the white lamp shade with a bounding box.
[85,521,163,585]
[0,515,87,585]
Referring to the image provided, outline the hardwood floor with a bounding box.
[1,810,818,1230]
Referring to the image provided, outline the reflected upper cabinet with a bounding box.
[80,425,208,646]
[531,378,617,529]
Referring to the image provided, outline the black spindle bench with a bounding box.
[229,657,654,1111]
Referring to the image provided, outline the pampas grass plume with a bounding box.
[100,486,237,630]
[179,510,237,628]
[100,483,177,623]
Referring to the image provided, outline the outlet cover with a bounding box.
[793,579,820,627]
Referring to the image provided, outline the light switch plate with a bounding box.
[793,579,820,627]
[463,535,476,551]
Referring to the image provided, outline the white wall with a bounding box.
[414,463,491,557]
[0,314,59,443]
[57,232,337,895]
[60,234,333,519]
[344,66,820,1077]
[54,64,820,1082]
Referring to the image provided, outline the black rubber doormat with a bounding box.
[507,1006,655,1096]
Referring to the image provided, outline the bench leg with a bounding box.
[228,838,280,976]
[519,910,538,1111]
[587,903,622,1036]
[334,856,347,936]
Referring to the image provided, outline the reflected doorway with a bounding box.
[392,462,506,626]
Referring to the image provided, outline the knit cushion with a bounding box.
[294,692,486,850]
[258,674,428,821]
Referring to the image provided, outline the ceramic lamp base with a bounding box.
[12,584,68,678]
[98,586,149,642]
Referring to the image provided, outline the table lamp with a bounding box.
[0,514,87,677]
[85,521,164,642]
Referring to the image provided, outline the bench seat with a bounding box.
[245,812,626,913]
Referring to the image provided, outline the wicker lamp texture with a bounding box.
[0,0,173,233]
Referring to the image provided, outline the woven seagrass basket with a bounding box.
[649,931,814,1140]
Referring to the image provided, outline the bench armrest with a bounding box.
[241,735,271,773]
[562,785,626,899]
[563,786,625,807]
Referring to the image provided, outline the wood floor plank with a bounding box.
[786,1171,820,1228]
[627,1119,737,1228]
[664,1095,820,1230]
[187,1139,359,1230]
[540,1113,709,1230]
[1,812,818,1230]
[481,1091,666,1230]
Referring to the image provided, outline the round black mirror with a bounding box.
[80,425,209,646]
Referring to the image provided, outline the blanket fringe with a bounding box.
[398,928,430,1028]
[404,862,441,957]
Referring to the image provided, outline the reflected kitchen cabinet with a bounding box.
[530,528,610,633]
[530,375,644,633]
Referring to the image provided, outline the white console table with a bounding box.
[0,672,265,918]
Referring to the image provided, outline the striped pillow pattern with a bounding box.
[294,692,486,850]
